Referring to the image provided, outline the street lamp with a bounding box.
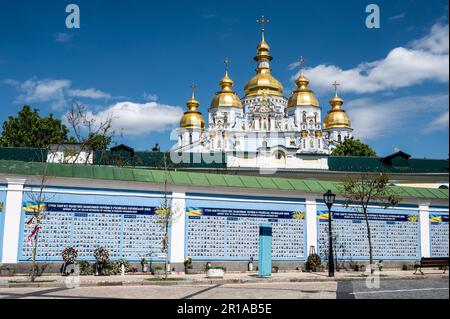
[323,190,336,277]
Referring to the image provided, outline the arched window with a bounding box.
[302,112,307,123]
[189,133,193,145]
[337,133,342,143]
[262,140,268,148]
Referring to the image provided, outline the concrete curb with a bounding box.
[1,273,447,289]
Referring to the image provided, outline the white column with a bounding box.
[419,202,431,258]
[169,192,186,264]
[305,197,318,256]
[2,178,26,263]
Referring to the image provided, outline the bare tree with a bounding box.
[154,153,179,279]
[26,102,116,281]
[340,173,400,274]
[63,101,115,164]
[26,150,56,282]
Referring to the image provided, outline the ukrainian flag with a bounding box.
[23,202,46,213]
[317,211,329,220]
[429,215,443,223]
[186,207,203,216]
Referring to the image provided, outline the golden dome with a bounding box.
[180,91,206,129]
[210,66,243,109]
[244,32,284,97]
[323,91,351,129]
[244,73,284,97]
[287,72,320,108]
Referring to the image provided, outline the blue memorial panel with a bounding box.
[0,189,7,261]
[317,206,420,260]
[19,191,166,261]
[430,213,449,257]
[185,202,306,261]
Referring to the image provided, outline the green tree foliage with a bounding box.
[86,133,111,150]
[0,105,70,148]
[331,137,377,157]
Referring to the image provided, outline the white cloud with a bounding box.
[5,78,70,109]
[5,78,115,110]
[68,88,113,99]
[290,23,449,94]
[143,92,158,102]
[346,93,449,140]
[388,13,405,21]
[424,110,449,133]
[55,32,74,43]
[411,23,449,54]
[87,101,184,136]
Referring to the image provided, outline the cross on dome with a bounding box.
[257,15,270,33]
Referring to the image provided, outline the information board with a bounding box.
[317,208,420,260]
[186,207,305,261]
[20,202,165,261]
[430,213,449,257]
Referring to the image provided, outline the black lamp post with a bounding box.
[323,190,336,277]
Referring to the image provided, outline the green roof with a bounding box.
[0,160,447,201]
[328,156,448,174]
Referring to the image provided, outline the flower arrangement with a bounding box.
[93,247,110,276]
[61,247,78,264]
[93,247,109,263]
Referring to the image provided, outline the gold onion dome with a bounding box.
[288,71,320,108]
[180,89,206,129]
[244,31,284,97]
[323,86,351,129]
[210,64,243,109]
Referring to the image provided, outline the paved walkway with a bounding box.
[0,282,338,299]
[0,269,447,288]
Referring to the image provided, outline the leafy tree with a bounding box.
[0,105,70,148]
[331,137,377,157]
[340,173,400,273]
[86,133,111,150]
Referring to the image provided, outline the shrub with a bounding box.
[305,254,322,272]
[110,259,131,275]
[184,257,193,269]
[78,261,93,276]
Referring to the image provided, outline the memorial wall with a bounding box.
[430,211,449,257]
[19,190,166,262]
[317,205,421,260]
[185,197,306,261]
[0,187,6,260]
[0,186,447,264]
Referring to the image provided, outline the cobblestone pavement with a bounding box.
[0,282,337,299]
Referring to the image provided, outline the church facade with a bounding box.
[175,22,353,170]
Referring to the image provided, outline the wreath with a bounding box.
[61,247,78,264]
[93,247,110,263]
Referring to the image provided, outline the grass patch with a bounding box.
[145,277,186,282]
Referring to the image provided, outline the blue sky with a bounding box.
[0,0,448,158]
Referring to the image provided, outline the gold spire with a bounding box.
[288,57,319,108]
[180,83,206,129]
[210,59,243,109]
[323,81,350,129]
[244,16,283,97]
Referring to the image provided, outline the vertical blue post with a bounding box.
[258,223,272,278]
